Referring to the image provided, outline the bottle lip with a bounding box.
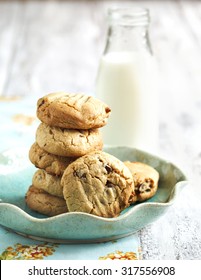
[108,7,150,26]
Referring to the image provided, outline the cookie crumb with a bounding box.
[12,114,36,126]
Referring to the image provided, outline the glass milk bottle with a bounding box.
[96,8,158,153]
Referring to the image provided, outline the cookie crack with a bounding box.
[61,102,80,112]
[85,130,91,145]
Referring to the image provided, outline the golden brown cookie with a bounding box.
[32,169,63,198]
[25,186,67,216]
[29,142,75,176]
[37,92,111,129]
[124,161,159,203]
[61,151,134,218]
[36,123,103,157]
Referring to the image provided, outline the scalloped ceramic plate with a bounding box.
[0,146,187,243]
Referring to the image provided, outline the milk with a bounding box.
[96,51,158,153]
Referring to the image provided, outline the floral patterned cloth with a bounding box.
[0,226,140,260]
[0,97,140,260]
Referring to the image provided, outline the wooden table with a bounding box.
[0,0,201,259]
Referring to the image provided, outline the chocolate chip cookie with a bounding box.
[36,123,103,157]
[124,161,159,202]
[37,92,111,129]
[61,151,134,218]
[25,186,68,216]
[32,169,63,198]
[29,142,75,176]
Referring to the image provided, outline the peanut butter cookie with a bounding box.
[36,123,103,157]
[61,151,134,218]
[25,186,67,216]
[29,142,75,176]
[124,161,159,203]
[37,92,111,129]
[32,169,63,198]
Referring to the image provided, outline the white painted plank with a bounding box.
[2,0,106,97]
[0,1,23,95]
[138,0,201,259]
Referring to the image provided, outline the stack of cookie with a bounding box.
[26,92,111,216]
[25,92,159,218]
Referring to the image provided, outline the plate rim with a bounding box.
[0,179,188,224]
[0,146,188,241]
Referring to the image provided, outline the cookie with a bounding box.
[32,169,63,198]
[61,151,134,218]
[25,186,67,216]
[37,92,111,129]
[29,142,75,176]
[36,123,103,157]
[124,161,159,202]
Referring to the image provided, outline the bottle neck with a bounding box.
[104,8,152,54]
[104,25,152,54]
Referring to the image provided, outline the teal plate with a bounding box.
[0,147,188,243]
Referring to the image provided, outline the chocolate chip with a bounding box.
[139,183,151,193]
[105,164,113,174]
[106,180,114,188]
[105,107,111,114]
[73,170,87,180]
[38,100,45,108]
[81,173,87,179]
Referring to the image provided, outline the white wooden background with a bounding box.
[0,0,201,259]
